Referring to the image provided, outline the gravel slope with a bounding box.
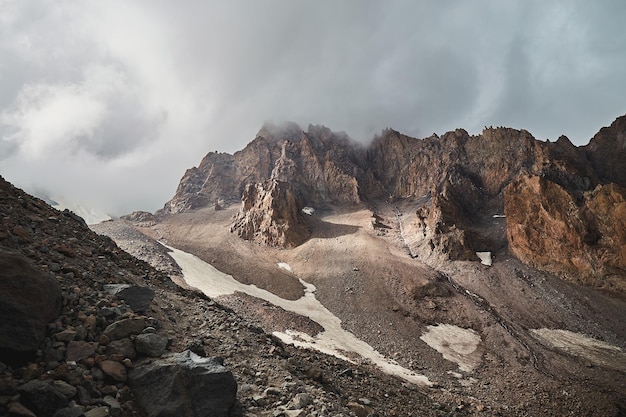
[95,203,626,416]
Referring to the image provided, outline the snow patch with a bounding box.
[492,214,506,218]
[420,324,482,372]
[278,262,292,272]
[531,328,626,371]
[302,207,315,215]
[164,244,431,386]
[475,252,492,266]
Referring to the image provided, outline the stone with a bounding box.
[289,393,313,409]
[18,380,77,417]
[99,360,127,382]
[0,249,62,353]
[76,386,92,405]
[102,396,121,417]
[347,401,374,417]
[51,404,85,417]
[129,350,237,417]
[84,406,110,417]
[7,401,37,417]
[403,182,478,262]
[21,364,41,381]
[134,333,168,357]
[66,341,97,362]
[117,286,155,313]
[83,315,97,332]
[0,375,17,395]
[55,329,77,342]
[74,326,87,341]
[105,338,136,360]
[102,318,146,341]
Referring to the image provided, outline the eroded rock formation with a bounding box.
[403,183,477,262]
[230,179,310,248]
[505,175,626,291]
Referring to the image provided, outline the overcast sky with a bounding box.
[1,1,625,216]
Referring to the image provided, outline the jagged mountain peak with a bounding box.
[159,114,626,290]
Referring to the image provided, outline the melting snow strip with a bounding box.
[163,244,432,386]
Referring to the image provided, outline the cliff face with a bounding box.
[584,115,626,187]
[505,176,626,292]
[161,115,626,290]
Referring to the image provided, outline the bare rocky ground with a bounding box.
[97,202,626,417]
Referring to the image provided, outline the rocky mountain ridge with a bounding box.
[160,115,626,291]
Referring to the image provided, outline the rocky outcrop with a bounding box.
[159,123,366,216]
[121,210,158,226]
[505,175,626,292]
[365,127,545,200]
[129,350,237,417]
[584,115,626,187]
[403,183,477,262]
[0,249,62,355]
[161,152,237,214]
[231,179,310,248]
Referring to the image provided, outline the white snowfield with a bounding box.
[164,245,432,386]
[420,324,482,372]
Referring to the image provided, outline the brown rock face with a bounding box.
[159,123,365,216]
[230,179,311,248]
[161,152,237,214]
[505,175,626,292]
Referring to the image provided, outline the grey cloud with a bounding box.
[1,0,626,216]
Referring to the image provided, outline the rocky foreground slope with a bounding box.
[0,176,483,417]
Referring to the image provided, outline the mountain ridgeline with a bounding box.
[159,117,626,292]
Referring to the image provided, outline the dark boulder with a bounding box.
[104,284,155,312]
[18,380,76,417]
[129,350,237,417]
[135,333,168,357]
[0,250,62,355]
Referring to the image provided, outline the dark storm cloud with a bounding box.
[1,0,625,215]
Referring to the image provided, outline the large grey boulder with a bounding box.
[129,350,237,417]
[135,333,168,357]
[18,379,77,417]
[0,250,62,353]
[104,284,155,312]
[103,317,146,341]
